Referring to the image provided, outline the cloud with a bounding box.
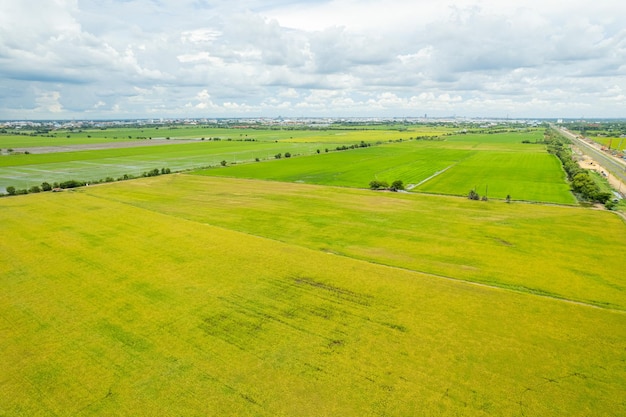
[0,0,625,119]
[35,91,64,113]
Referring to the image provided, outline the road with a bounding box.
[552,125,626,190]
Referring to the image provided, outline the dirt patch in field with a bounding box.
[10,138,199,154]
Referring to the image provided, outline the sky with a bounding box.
[0,0,624,120]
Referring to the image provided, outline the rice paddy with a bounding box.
[1,124,624,416]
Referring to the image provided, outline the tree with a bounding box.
[275,153,282,159]
[6,186,16,195]
[284,152,291,158]
[468,189,480,200]
[41,182,52,191]
[29,185,41,193]
[369,180,389,190]
[220,160,227,166]
[390,180,404,192]
[505,194,511,203]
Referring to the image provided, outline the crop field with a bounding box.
[1,177,625,416]
[197,131,575,204]
[415,151,575,203]
[0,125,451,149]
[2,125,625,415]
[0,141,332,192]
[0,125,453,193]
[197,142,472,188]
[87,174,626,309]
[590,136,626,151]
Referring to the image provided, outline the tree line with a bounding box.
[545,129,615,208]
[1,167,171,197]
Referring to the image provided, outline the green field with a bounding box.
[1,176,625,416]
[1,127,575,204]
[0,141,331,192]
[196,131,575,204]
[0,125,450,148]
[2,125,624,415]
[416,151,575,203]
[197,143,471,188]
[0,126,451,193]
[85,175,626,309]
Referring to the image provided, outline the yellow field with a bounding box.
[1,176,625,416]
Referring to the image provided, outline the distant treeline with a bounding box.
[1,167,172,197]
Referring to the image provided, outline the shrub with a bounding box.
[59,180,84,189]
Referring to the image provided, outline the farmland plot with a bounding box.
[416,151,576,204]
[1,187,624,416]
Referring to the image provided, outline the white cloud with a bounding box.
[35,91,64,113]
[0,0,625,119]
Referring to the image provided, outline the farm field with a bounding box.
[1,180,625,416]
[0,141,330,193]
[86,174,626,310]
[0,125,449,193]
[0,125,450,149]
[197,130,576,204]
[197,142,472,189]
[415,151,575,204]
[591,136,626,151]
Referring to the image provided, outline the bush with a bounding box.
[59,180,84,189]
[41,182,52,191]
[28,185,41,193]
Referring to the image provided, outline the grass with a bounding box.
[87,175,626,310]
[196,142,471,188]
[0,125,453,148]
[0,125,452,192]
[588,136,626,151]
[1,184,625,416]
[196,131,575,204]
[1,128,575,205]
[0,141,330,192]
[416,151,576,203]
